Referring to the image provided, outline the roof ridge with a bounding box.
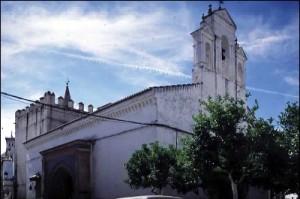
[150,83,200,89]
[23,83,201,144]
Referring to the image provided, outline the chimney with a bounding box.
[50,92,55,105]
[30,103,35,109]
[44,91,52,104]
[58,97,64,107]
[67,100,74,109]
[88,104,93,113]
[40,97,44,104]
[79,102,84,111]
[15,110,21,117]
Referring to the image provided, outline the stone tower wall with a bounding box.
[14,90,88,198]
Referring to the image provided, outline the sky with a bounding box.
[1,1,299,154]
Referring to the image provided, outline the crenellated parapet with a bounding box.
[14,89,94,142]
[15,91,92,118]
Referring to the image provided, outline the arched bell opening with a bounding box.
[221,35,229,74]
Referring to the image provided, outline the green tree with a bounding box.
[124,141,176,194]
[247,118,289,196]
[236,102,299,197]
[278,102,299,194]
[187,94,258,199]
[124,97,298,198]
[169,136,201,195]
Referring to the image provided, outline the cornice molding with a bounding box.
[24,96,155,150]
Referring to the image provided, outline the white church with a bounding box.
[13,5,268,199]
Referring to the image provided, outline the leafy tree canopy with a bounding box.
[124,141,176,194]
[191,94,258,184]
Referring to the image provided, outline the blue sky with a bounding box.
[1,1,299,153]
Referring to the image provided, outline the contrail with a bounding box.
[46,49,191,79]
[247,86,299,99]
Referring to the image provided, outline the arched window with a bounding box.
[221,36,229,61]
[221,36,229,74]
[205,42,212,67]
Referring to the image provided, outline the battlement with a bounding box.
[15,89,94,141]
[15,91,93,118]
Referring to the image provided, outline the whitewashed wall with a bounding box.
[25,90,160,198]
[155,84,202,134]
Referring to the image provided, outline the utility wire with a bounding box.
[1,92,192,134]
[2,92,91,120]
[2,94,31,105]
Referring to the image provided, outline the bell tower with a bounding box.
[191,4,247,100]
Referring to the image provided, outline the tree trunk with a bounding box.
[159,187,163,195]
[228,173,238,199]
[237,182,248,199]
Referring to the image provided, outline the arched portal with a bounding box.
[40,140,92,199]
[48,166,74,199]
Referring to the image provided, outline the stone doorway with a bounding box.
[40,140,92,199]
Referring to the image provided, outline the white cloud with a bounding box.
[241,34,290,55]
[28,92,47,101]
[1,2,193,78]
[247,86,299,99]
[237,14,299,60]
[283,76,299,86]
[116,70,173,89]
[1,70,5,79]
[272,69,299,87]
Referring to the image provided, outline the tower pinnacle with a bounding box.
[208,4,212,15]
[64,79,72,106]
[219,0,224,9]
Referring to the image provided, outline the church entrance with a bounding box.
[40,140,92,199]
[48,166,74,199]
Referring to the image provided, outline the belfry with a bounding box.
[191,4,247,100]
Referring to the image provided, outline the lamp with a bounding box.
[29,173,40,181]
[29,173,41,191]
